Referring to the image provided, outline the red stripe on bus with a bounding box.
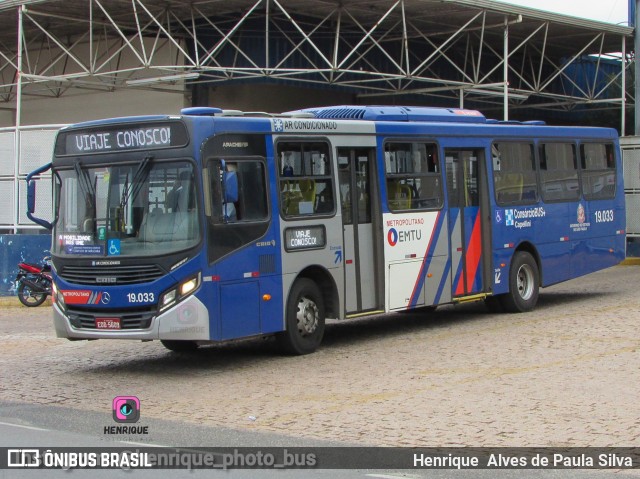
[464,212,483,292]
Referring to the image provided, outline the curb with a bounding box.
[621,258,640,266]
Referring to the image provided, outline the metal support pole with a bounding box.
[504,16,509,121]
[14,5,24,234]
[635,0,640,135]
[622,36,626,137]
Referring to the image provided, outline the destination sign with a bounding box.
[284,225,326,252]
[55,122,188,156]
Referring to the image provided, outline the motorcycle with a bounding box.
[15,256,52,307]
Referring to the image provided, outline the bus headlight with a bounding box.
[180,276,199,296]
[159,289,177,312]
[159,273,201,312]
[52,282,65,309]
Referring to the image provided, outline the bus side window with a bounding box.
[539,143,580,202]
[580,143,616,200]
[384,142,443,211]
[277,141,335,217]
[492,142,537,205]
[208,160,267,224]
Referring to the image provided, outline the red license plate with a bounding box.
[95,318,121,330]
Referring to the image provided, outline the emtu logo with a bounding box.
[112,396,140,423]
[387,228,399,246]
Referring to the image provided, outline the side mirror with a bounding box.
[27,180,36,214]
[26,162,53,230]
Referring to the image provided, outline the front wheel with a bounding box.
[500,251,539,313]
[17,282,47,307]
[277,278,325,355]
[161,340,199,352]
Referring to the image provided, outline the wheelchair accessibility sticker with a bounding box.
[108,239,121,256]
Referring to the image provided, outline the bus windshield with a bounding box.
[53,159,200,257]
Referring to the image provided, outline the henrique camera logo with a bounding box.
[112,396,140,423]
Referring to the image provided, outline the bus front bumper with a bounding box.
[52,295,210,341]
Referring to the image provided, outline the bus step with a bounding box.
[453,293,488,304]
[346,310,385,319]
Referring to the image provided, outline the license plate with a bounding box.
[95,318,121,330]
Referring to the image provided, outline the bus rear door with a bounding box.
[445,147,491,298]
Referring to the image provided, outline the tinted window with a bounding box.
[580,143,616,200]
[492,142,537,205]
[385,142,443,211]
[539,143,580,202]
[206,158,269,263]
[277,142,334,217]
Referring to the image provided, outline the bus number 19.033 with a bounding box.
[595,210,614,223]
[127,292,155,303]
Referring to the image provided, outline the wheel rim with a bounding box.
[24,291,43,304]
[296,296,319,336]
[516,264,535,301]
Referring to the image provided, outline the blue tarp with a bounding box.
[0,234,51,296]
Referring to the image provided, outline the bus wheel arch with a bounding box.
[296,265,339,320]
[277,266,338,355]
[513,242,543,286]
[500,244,541,313]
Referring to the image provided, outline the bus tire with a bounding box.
[500,251,539,313]
[278,278,325,355]
[160,340,199,352]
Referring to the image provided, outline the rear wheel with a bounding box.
[17,282,47,307]
[161,340,199,352]
[500,251,539,313]
[277,278,325,355]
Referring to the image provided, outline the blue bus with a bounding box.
[27,105,626,354]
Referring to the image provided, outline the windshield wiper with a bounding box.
[119,154,153,211]
[114,154,153,234]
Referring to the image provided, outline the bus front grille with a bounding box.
[67,305,156,330]
[59,264,164,285]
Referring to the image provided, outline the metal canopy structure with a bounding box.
[0,0,635,127]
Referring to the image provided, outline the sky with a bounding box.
[493,0,630,25]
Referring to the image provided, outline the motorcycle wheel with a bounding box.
[17,282,48,307]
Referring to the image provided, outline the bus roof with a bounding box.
[291,105,487,124]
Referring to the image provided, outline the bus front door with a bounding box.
[338,147,379,314]
[445,148,488,298]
